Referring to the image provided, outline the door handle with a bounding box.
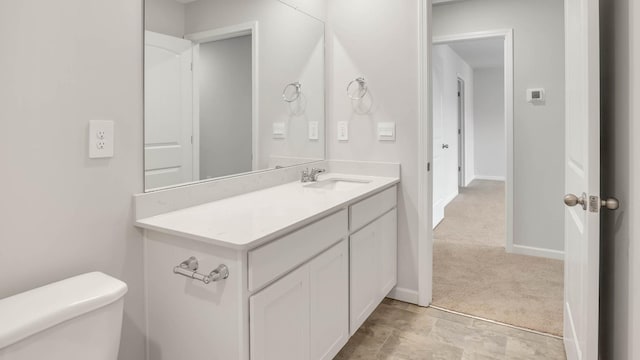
[600,197,620,210]
[442,144,449,149]
[564,193,587,210]
[564,193,620,211]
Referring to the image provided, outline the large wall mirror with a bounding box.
[144,0,325,191]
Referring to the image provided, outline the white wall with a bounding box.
[184,0,325,169]
[199,36,253,179]
[473,66,505,180]
[145,0,185,38]
[327,0,421,301]
[433,0,566,255]
[432,44,475,198]
[0,1,145,360]
[599,0,640,358]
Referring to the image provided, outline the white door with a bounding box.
[563,0,602,358]
[432,55,446,227]
[250,265,310,360]
[144,31,194,190]
[309,240,349,360]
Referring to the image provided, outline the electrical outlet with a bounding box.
[89,120,114,158]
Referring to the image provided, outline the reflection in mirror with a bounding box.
[144,0,325,191]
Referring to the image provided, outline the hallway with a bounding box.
[432,180,564,336]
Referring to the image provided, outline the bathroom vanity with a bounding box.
[135,169,399,360]
[139,1,398,358]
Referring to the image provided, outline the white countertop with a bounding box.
[135,173,399,250]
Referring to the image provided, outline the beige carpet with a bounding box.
[432,180,564,336]
[434,180,505,247]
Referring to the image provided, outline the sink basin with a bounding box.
[304,178,371,191]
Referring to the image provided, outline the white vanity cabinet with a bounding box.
[139,181,398,360]
[250,240,349,360]
[348,186,398,334]
[349,209,398,333]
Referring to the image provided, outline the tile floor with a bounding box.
[335,299,566,360]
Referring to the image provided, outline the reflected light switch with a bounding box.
[308,121,319,140]
[378,122,396,141]
[273,122,286,139]
[337,121,348,141]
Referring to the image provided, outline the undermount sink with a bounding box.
[304,178,371,191]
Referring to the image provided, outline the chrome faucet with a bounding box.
[301,168,326,182]
[310,168,326,181]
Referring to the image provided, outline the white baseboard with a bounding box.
[387,287,419,304]
[443,191,458,207]
[473,175,506,181]
[511,244,564,260]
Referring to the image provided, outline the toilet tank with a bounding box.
[0,272,128,360]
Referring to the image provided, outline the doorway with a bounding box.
[186,22,259,178]
[422,0,568,338]
[431,31,514,250]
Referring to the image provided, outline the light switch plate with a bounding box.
[308,121,319,140]
[273,122,286,139]
[378,122,396,141]
[89,120,114,158]
[337,121,349,141]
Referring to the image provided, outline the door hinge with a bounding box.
[190,135,193,144]
[458,166,461,172]
[457,91,460,97]
[458,129,461,135]
[190,62,193,71]
[427,162,431,172]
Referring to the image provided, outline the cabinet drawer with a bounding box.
[349,186,397,232]
[248,209,348,292]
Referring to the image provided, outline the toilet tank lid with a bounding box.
[0,272,128,349]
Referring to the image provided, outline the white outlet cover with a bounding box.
[337,121,349,141]
[273,122,286,139]
[89,120,114,158]
[308,121,319,140]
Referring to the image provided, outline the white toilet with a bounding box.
[0,272,128,360]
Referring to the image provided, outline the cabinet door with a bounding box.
[349,209,398,334]
[378,209,398,298]
[309,240,349,360]
[250,265,310,360]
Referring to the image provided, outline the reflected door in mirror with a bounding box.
[144,32,194,190]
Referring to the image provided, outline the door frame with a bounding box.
[630,0,640,356]
[417,0,515,305]
[185,21,260,174]
[457,77,465,188]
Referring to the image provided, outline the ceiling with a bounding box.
[446,38,504,69]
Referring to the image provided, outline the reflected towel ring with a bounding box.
[347,77,368,100]
[282,82,302,102]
